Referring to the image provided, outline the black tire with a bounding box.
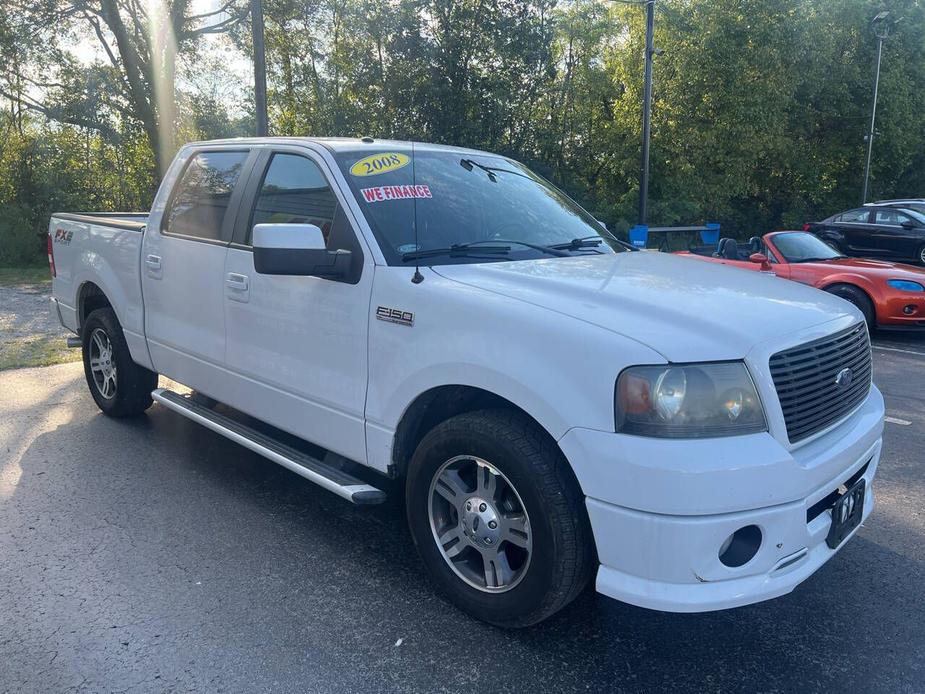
[81,307,158,417]
[406,409,594,628]
[917,244,925,266]
[825,284,875,331]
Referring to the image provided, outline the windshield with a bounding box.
[899,207,925,222]
[773,232,843,262]
[333,146,626,265]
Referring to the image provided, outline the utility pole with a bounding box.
[861,11,898,205]
[251,0,268,137]
[638,0,655,225]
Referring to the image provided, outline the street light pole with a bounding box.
[861,11,894,205]
[638,0,655,225]
[251,0,268,137]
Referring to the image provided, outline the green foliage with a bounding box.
[0,112,156,264]
[1,0,923,265]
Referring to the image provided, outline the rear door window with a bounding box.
[834,209,871,223]
[874,209,901,225]
[165,151,249,241]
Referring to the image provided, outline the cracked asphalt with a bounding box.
[1,334,924,693]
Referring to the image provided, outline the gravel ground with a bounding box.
[0,278,77,370]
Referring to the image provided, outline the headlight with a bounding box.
[887,279,925,292]
[615,362,767,438]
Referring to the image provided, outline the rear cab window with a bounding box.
[164,150,249,241]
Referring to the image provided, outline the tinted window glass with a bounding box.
[774,232,842,262]
[248,154,338,245]
[874,209,902,224]
[333,148,624,265]
[166,151,248,240]
[834,209,870,223]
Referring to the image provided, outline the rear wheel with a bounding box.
[81,308,158,417]
[406,409,594,628]
[917,244,925,266]
[825,284,875,332]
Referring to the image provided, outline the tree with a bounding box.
[2,0,249,179]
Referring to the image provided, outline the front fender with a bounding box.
[363,266,664,472]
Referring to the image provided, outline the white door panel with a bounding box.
[141,147,254,390]
[142,235,228,376]
[222,248,370,462]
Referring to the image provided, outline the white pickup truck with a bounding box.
[49,137,884,627]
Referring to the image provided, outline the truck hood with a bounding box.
[433,251,857,362]
[813,256,925,280]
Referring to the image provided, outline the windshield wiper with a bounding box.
[460,158,498,182]
[402,243,512,262]
[460,158,533,182]
[490,239,570,257]
[548,236,605,251]
[402,238,570,262]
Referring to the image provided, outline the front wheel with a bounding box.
[81,308,158,417]
[917,244,925,266]
[825,284,875,332]
[406,410,594,628]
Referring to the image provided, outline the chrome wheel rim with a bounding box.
[920,247,925,265]
[89,328,117,399]
[428,455,532,593]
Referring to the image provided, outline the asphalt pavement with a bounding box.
[1,335,923,693]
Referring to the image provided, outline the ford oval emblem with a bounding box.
[835,368,854,389]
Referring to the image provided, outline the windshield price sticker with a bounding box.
[350,152,410,177]
[360,184,432,203]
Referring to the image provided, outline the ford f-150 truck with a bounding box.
[49,137,884,627]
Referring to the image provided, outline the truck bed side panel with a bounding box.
[49,214,154,369]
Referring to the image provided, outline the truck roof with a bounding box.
[181,136,500,159]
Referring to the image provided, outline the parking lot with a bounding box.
[1,332,923,694]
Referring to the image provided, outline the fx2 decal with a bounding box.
[53,228,74,245]
[376,306,414,327]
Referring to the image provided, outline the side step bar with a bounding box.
[151,388,386,505]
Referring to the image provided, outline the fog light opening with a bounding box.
[903,304,917,315]
[719,525,762,568]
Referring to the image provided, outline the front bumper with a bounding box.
[878,290,925,329]
[559,385,884,613]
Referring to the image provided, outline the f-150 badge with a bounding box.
[376,306,414,327]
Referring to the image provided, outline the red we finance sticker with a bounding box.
[360,184,432,203]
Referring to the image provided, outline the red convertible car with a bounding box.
[678,231,925,331]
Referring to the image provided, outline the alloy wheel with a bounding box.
[428,455,532,593]
[89,328,117,399]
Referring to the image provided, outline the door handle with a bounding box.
[226,273,249,291]
[145,254,161,269]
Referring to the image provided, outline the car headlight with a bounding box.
[887,279,925,292]
[615,362,767,438]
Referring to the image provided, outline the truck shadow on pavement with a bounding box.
[3,397,922,694]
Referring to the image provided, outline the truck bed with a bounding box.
[49,211,150,367]
[52,212,149,231]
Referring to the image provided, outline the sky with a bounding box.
[64,0,253,116]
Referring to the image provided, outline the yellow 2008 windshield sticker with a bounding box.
[350,152,410,177]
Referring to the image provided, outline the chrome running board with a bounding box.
[151,388,386,505]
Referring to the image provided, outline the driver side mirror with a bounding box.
[901,220,915,230]
[749,252,772,271]
[252,223,352,279]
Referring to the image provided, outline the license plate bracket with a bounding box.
[826,478,866,549]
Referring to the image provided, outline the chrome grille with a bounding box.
[770,323,872,443]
